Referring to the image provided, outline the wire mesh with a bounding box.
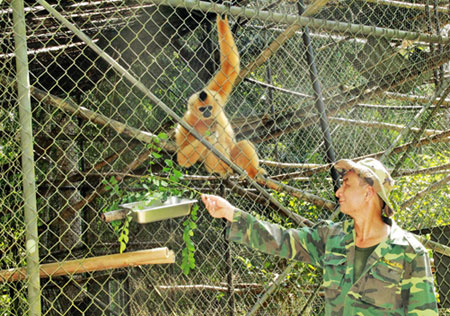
[1,0,449,315]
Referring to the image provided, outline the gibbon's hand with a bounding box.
[201,194,235,222]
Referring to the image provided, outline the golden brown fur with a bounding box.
[175,15,265,179]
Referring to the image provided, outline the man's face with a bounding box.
[335,171,368,216]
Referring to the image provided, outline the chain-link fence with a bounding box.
[1,0,449,315]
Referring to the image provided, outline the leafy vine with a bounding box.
[101,132,201,275]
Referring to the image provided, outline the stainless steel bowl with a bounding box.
[119,196,197,224]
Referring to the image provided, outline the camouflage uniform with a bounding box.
[228,210,438,315]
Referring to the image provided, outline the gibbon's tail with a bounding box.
[231,140,266,179]
[207,15,240,102]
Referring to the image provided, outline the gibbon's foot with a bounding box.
[246,167,267,180]
[254,167,267,180]
[234,166,266,182]
[208,168,232,179]
[235,172,248,182]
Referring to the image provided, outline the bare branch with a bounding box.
[363,0,449,14]
[401,174,450,209]
[329,117,443,136]
[356,130,450,160]
[245,45,450,143]
[260,160,324,169]
[0,75,177,152]
[256,177,336,212]
[68,149,152,214]
[356,103,448,110]
[384,92,450,107]
[236,0,331,86]
[396,163,450,177]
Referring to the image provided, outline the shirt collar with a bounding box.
[387,218,409,246]
[343,217,409,247]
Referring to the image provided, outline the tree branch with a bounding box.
[329,117,443,136]
[384,91,450,107]
[235,0,331,86]
[260,160,324,169]
[362,0,449,14]
[68,149,152,214]
[395,163,450,177]
[243,44,450,143]
[256,177,336,212]
[0,75,177,152]
[401,174,450,209]
[358,129,450,159]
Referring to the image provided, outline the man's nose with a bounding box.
[335,187,342,198]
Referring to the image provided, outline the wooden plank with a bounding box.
[0,247,174,282]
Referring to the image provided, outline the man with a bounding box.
[202,158,438,315]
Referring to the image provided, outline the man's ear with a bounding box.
[365,186,376,200]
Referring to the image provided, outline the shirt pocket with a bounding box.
[322,253,346,301]
[360,260,403,309]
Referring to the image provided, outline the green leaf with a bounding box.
[169,175,179,183]
[164,159,173,167]
[152,152,162,159]
[158,133,169,140]
[160,180,168,187]
[173,169,183,178]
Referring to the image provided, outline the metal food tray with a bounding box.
[120,196,197,224]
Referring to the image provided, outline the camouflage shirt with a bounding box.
[228,209,438,315]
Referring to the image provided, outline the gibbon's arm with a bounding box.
[207,15,240,103]
[175,124,206,167]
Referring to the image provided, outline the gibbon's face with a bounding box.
[188,90,221,119]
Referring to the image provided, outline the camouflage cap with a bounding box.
[334,158,395,217]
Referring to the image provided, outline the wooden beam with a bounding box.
[0,247,174,282]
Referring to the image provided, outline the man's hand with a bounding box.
[201,194,235,222]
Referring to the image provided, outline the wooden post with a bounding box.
[101,209,128,222]
[0,247,174,282]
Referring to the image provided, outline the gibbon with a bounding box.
[175,15,265,179]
